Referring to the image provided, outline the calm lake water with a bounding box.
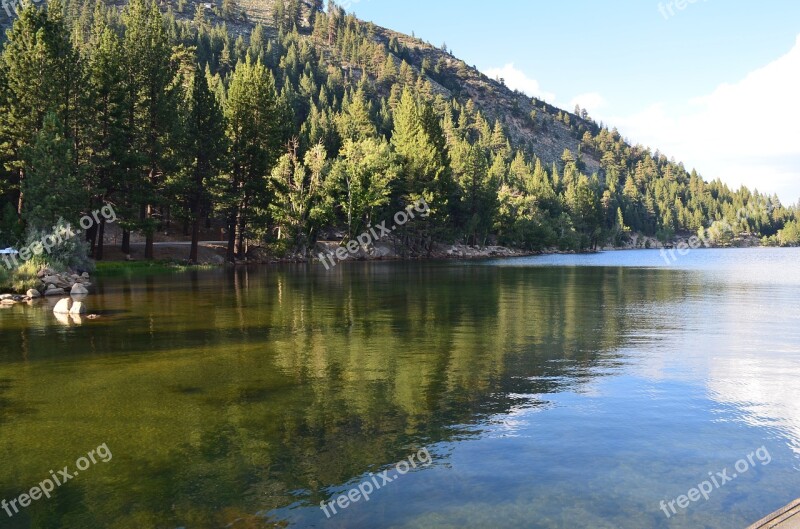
[1,248,799,529]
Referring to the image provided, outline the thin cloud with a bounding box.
[483,63,556,102]
[569,92,607,115]
[610,34,800,203]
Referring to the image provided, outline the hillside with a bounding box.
[373,27,602,173]
[0,0,625,174]
[0,0,798,265]
[44,0,597,172]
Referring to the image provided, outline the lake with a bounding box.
[0,248,798,528]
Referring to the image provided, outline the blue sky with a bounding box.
[345,0,800,204]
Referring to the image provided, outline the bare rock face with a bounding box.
[53,298,72,314]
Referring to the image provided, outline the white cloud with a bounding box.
[608,34,800,204]
[569,92,607,115]
[483,63,556,102]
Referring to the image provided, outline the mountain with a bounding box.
[0,0,798,262]
[149,0,601,172]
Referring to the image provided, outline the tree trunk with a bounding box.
[226,214,237,263]
[235,215,244,258]
[235,202,246,258]
[190,218,200,263]
[16,168,24,217]
[145,234,154,259]
[122,229,130,254]
[145,204,154,260]
[95,219,106,261]
[87,222,98,255]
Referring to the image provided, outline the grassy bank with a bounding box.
[94,260,218,277]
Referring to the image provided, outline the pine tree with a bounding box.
[123,0,180,259]
[336,86,376,141]
[22,112,86,230]
[0,0,83,221]
[185,65,227,263]
[451,141,497,245]
[223,57,282,261]
[86,21,128,259]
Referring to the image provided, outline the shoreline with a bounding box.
[2,242,792,294]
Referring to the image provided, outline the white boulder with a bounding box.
[53,298,72,314]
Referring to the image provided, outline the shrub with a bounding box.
[21,218,94,273]
[0,261,40,294]
[777,220,800,247]
[9,261,40,293]
[0,266,9,291]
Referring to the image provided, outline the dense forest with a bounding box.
[0,0,798,267]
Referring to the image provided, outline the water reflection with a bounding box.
[0,252,797,528]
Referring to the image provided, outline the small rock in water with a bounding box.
[45,288,66,297]
[26,289,40,298]
[71,283,89,296]
[53,298,72,314]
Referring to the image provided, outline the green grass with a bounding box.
[2,260,220,291]
[94,260,218,277]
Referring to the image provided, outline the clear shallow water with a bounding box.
[0,248,799,528]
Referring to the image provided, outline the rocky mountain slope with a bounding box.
[1,0,599,173]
